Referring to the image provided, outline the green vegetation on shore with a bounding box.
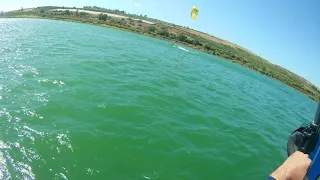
[1,6,319,101]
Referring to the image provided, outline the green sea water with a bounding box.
[0,18,318,180]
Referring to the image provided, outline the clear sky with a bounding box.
[1,0,319,87]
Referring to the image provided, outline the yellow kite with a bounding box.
[191,6,199,20]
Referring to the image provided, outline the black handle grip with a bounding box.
[287,132,298,156]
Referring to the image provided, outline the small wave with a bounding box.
[86,168,100,176]
[18,64,39,75]
[1,121,73,179]
[38,79,49,83]
[56,133,73,151]
[0,84,6,90]
[53,80,66,86]
[142,172,159,180]
[1,148,35,180]
[0,151,11,179]
[0,141,10,149]
[34,93,49,103]
[56,172,68,180]
[8,64,39,78]
[22,126,45,137]
[38,79,66,86]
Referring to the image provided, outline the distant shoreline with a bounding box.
[51,9,155,24]
[1,6,319,101]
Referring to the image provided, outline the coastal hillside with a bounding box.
[1,6,319,101]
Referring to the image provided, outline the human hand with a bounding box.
[271,151,311,180]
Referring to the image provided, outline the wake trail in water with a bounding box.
[173,45,198,54]
[177,46,189,52]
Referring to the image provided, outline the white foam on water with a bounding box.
[2,124,64,179]
[0,84,5,90]
[21,108,44,120]
[97,104,106,108]
[86,168,100,176]
[37,79,49,83]
[142,172,159,180]
[0,108,12,122]
[0,151,11,180]
[16,161,35,179]
[34,93,49,103]
[22,125,45,136]
[56,133,73,151]
[17,64,39,75]
[0,141,9,149]
[0,141,12,179]
[38,79,66,87]
[52,80,66,86]
[22,108,36,117]
[56,173,68,180]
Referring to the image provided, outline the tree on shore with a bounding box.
[148,26,156,32]
[79,12,88,17]
[158,28,169,37]
[178,33,187,42]
[98,13,108,21]
[65,10,71,15]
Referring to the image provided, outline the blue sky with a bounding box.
[1,0,319,87]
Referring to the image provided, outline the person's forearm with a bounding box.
[270,165,289,180]
[269,151,311,180]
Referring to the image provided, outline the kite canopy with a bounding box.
[191,6,199,20]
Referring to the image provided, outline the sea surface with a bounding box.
[0,18,317,180]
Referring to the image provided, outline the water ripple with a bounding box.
[0,18,317,180]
